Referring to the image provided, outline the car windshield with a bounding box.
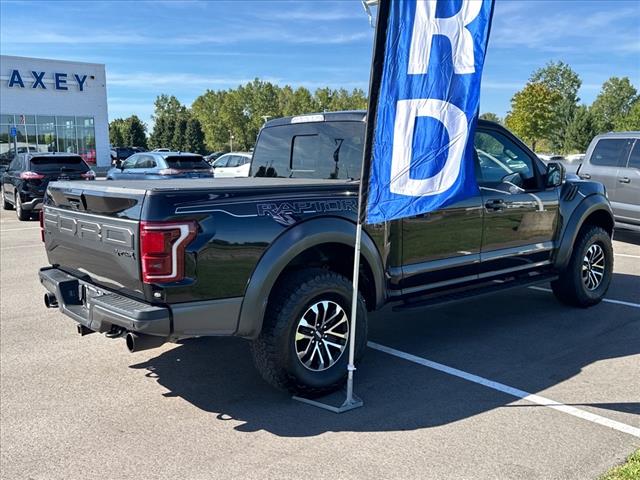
[164,155,210,170]
[30,156,89,172]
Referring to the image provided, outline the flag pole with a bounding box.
[342,0,391,408]
[291,0,390,413]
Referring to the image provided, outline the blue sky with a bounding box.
[1,0,639,127]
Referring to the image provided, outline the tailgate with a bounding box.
[43,182,146,296]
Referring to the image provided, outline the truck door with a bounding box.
[613,139,640,226]
[475,127,559,276]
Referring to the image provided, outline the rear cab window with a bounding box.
[164,155,210,170]
[252,121,364,179]
[589,138,633,167]
[29,156,89,172]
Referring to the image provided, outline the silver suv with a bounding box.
[579,132,640,230]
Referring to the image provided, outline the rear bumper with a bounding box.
[39,267,170,336]
[39,267,243,338]
[21,196,43,211]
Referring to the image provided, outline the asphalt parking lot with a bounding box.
[1,208,638,480]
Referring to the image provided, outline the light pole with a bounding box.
[229,131,235,152]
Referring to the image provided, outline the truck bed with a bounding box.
[82,177,355,192]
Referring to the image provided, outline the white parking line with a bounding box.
[368,341,640,439]
[614,253,640,259]
[529,286,640,309]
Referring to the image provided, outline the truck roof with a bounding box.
[263,110,501,129]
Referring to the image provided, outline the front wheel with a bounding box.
[251,269,368,396]
[551,226,613,307]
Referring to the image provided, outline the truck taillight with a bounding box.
[39,210,45,242]
[140,221,197,284]
[157,168,181,176]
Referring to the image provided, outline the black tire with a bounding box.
[1,184,13,210]
[251,268,368,396]
[15,194,30,221]
[551,226,613,307]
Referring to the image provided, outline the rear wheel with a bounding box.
[1,184,13,210]
[15,194,30,221]
[251,269,368,396]
[551,226,613,307]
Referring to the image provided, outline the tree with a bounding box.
[152,94,187,120]
[564,106,597,153]
[614,99,640,131]
[505,82,561,152]
[123,115,147,148]
[184,118,206,154]
[479,112,502,124]
[530,61,581,152]
[109,118,125,147]
[172,117,188,151]
[591,77,638,132]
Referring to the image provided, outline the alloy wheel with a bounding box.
[582,243,605,291]
[295,300,349,372]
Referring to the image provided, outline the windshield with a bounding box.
[164,155,210,170]
[30,156,89,172]
[252,121,364,180]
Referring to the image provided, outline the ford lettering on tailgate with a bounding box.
[45,208,135,249]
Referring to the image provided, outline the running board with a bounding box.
[392,273,558,312]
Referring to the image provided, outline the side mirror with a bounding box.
[546,161,565,188]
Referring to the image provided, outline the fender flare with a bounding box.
[554,193,613,270]
[235,217,386,339]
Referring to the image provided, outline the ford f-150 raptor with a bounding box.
[39,111,614,395]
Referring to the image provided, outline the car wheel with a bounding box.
[1,185,14,210]
[551,225,613,307]
[251,268,368,396]
[15,194,29,221]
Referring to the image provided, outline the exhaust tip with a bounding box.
[126,332,165,353]
[44,292,58,308]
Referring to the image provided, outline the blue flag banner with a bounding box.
[365,0,495,224]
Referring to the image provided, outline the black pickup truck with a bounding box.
[39,111,614,395]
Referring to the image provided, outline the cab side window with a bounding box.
[474,130,538,190]
[214,156,229,168]
[135,155,156,169]
[121,155,138,170]
[590,139,633,167]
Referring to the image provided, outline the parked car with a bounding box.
[106,151,213,180]
[211,152,252,177]
[1,153,94,220]
[578,132,640,230]
[39,112,614,395]
[151,148,171,152]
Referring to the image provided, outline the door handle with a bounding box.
[485,199,505,211]
[580,173,591,179]
[618,177,631,184]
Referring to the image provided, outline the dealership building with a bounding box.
[0,55,110,167]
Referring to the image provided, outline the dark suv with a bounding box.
[1,153,95,220]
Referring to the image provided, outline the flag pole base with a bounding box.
[292,389,363,414]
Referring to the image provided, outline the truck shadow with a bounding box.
[130,273,639,437]
[614,229,640,246]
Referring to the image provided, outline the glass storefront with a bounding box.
[0,114,97,165]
